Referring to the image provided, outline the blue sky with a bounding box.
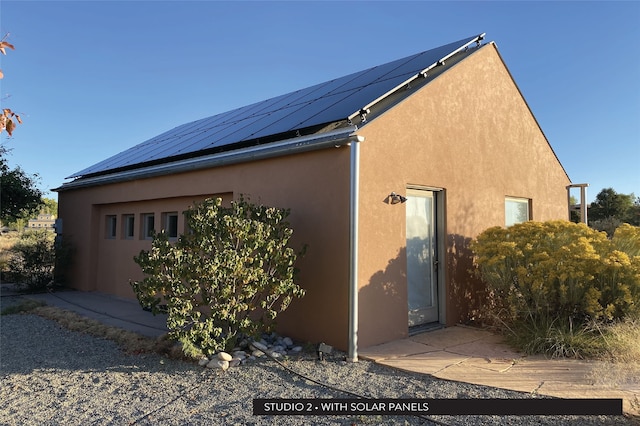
[1,1,638,202]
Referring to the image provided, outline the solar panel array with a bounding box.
[69,35,481,179]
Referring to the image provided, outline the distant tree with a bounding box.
[589,188,635,222]
[589,188,639,236]
[1,148,43,225]
[41,198,58,216]
[628,196,640,226]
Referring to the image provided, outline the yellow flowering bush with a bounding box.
[471,220,640,327]
[612,223,640,257]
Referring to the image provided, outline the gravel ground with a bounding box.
[0,299,636,425]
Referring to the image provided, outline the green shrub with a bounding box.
[131,197,306,357]
[0,233,21,280]
[8,231,55,292]
[5,231,73,292]
[471,220,640,356]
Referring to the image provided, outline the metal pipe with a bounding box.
[348,134,364,362]
[580,185,588,224]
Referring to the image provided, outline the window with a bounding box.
[162,212,179,239]
[123,214,135,239]
[106,215,117,239]
[505,197,530,227]
[142,213,155,239]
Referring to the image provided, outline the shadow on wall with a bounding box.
[359,247,407,347]
[447,233,487,325]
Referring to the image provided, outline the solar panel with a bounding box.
[68,34,483,179]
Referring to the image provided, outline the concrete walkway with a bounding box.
[1,285,168,338]
[359,325,640,417]
[2,284,638,417]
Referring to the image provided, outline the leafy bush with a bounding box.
[471,220,640,357]
[589,216,622,238]
[131,197,306,358]
[8,231,53,291]
[6,230,73,292]
[0,233,20,280]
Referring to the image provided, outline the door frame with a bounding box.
[406,185,446,328]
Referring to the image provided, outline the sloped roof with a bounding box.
[67,34,485,181]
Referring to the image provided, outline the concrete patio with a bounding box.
[360,325,639,417]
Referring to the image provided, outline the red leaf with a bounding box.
[0,41,15,54]
[6,119,15,136]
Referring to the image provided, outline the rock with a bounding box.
[232,351,247,360]
[217,352,233,362]
[206,359,229,370]
[250,341,268,352]
[198,357,210,367]
[283,337,293,347]
[229,358,241,368]
[290,346,303,353]
[271,345,285,353]
[252,350,265,357]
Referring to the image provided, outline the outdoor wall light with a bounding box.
[389,192,407,204]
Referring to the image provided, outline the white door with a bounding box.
[406,189,438,326]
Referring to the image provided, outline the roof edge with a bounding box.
[54,126,361,192]
[348,33,486,122]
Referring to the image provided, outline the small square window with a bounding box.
[106,215,117,239]
[162,212,179,239]
[141,213,155,239]
[123,214,135,239]
[505,197,530,227]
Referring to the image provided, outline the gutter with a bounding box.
[54,126,360,191]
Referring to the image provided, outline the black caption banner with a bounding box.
[253,398,622,416]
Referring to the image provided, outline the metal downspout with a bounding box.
[348,135,364,362]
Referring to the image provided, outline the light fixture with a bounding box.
[389,192,407,204]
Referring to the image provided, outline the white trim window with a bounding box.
[123,214,135,239]
[106,215,117,239]
[142,213,155,240]
[162,212,179,239]
[505,197,530,227]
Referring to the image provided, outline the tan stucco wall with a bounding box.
[58,42,571,352]
[355,43,571,348]
[58,148,353,348]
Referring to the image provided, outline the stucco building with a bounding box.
[55,34,571,354]
[27,213,56,230]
